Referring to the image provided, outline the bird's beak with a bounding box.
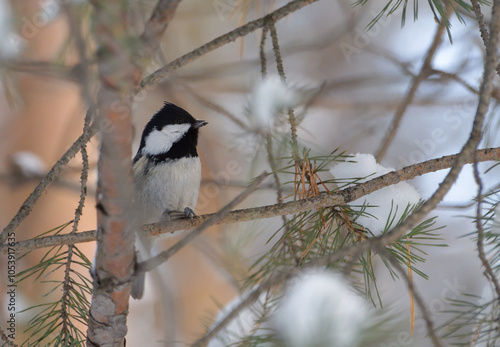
[194,120,208,128]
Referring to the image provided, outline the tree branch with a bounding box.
[375,4,450,161]
[179,80,248,130]
[137,0,320,92]
[140,0,183,56]
[473,154,500,299]
[4,148,500,254]
[470,0,489,46]
[268,20,300,162]
[0,107,98,245]
[60,108,91,343]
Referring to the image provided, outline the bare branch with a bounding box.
[268,20,300,162]
[471,0,489,46]
[137,0,321,92]
[4,148,500,254]
[140,0,183,55]
[0,107,98,245]
[260,26,269,76]
[60,109,91,343]
[179,80,248,129]
[265,134,289,233]
[62,3,93,104]
[375,4,450,161]
[263,21,289,228]
[473,156,500,299]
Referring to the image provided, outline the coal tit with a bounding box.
[131,102,207,299]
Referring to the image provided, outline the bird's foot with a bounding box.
[162,207,196,220]
[160,209,172,221]
[184,207,196,220]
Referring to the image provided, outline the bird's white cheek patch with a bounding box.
[143,123,190,155]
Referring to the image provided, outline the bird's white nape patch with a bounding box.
[143,123,191,155]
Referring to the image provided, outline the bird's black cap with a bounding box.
[134,103,207,163]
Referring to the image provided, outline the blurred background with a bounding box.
[0,0,499,346]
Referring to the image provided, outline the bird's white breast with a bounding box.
[133,156,202,225]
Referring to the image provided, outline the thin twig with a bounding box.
[265,136,284,202]
[140,0,183,56]
[60,105,91,343]
[137,0,321,92]
[265,134,290,236]
[405,237,415,335]
[268,20,300,162]
[471,0,500,77]
[259,26,308,258]
[258,20,288,221]
[262,23,288,225]
[260,26,268,76]
[0,106,98,245]
[179,80,248,129]
[471,0,489,46]
[61,3,92,104]
[377,247,443,347]
[191,269,298,347]
[430,69,479,94]
[268,21,286,81]
[137,172,268,273]
[473,155,500,299]
[375,4,450,161]
[366,46,416,77]
[4,148,500,254]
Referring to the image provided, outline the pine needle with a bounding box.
[406,236,415,335]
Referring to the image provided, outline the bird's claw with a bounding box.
[184,207,196,220]
[161,207,196,221]
[161,210,172,221]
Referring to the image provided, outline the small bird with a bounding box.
[131,102,207,299]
